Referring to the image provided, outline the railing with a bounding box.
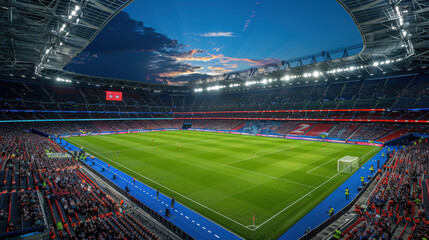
[0,226,45,239]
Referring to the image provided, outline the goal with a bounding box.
[337,156,360,173]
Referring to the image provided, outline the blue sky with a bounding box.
[67,0,362,84]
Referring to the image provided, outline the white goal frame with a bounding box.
[337,156,360,173]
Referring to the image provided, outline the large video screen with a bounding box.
[105,91,123,101]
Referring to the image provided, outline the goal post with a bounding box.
[337,156,360,173]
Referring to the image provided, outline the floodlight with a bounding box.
[313,71,320,78]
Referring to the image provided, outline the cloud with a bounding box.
[243,1,262,32]
[208,66,231,74]
[174,53,280,66]
[84,12,181,55]
[192,32,235,37]
[213,45,225,52]
[157,69,196,78]
[180,49,206,56]
[157,66,204,78]
[224,63,238,69]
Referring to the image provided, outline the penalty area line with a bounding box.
[253,169,346,230]
[223,165,316,189]
[224,147,292,166]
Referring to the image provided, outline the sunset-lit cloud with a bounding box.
[174,53,279,66]
[157,66,204,78]
[224,63,239,69]
[158,70,195,78]
[213,45,225,52]
[208,66,231,73]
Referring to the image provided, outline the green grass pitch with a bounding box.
[65,131,380,240]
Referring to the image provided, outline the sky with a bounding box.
[66,0,363,85]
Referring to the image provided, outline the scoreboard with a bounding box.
[105,91,123,101]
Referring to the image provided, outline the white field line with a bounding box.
[253,170,346,230]
[223,148,318,188]
[224,147,291,166]
[306,172,331,178]
[96,139,217,154]
[66,138,252,232]
[306,158,339,174]
[223,165,316,189]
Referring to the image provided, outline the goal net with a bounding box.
[337,156,360,173]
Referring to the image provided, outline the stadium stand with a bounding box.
[328,123,359,139]
[305,124,335,136]
[340,141,429,240]
[0,126,167,239]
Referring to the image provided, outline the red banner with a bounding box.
[105,91,122,101]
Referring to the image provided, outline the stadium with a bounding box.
[0,0,429,240]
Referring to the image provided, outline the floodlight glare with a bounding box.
[312,71,320,78]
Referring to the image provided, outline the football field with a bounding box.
[65,131,380,240]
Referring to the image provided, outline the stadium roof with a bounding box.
[340,0,429,67]
[0,0,133,77]
[0,0,428,89]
